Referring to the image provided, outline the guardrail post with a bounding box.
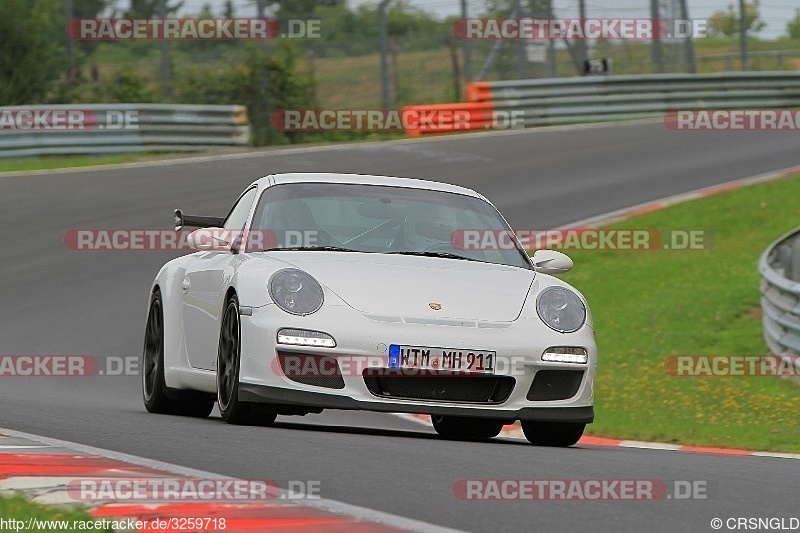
[760,227,800,358]
[791,239,800,282]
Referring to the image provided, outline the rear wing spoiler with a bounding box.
[174,209,225,231]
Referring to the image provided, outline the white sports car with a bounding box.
[142,173,596,446]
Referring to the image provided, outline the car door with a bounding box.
[182,186,259,370]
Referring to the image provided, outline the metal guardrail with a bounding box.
[760,227,800,358]
[466,72,800,128]
[402,72,800,134]
[0,104,249,159]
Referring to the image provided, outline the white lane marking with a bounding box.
[618,441,683,451]
[392,413,526,440]
[0,119,660,178]
[0,426,464,533]
[751,452,800,460]
[0,445,51,449]
[392,413,431,427]
[0,476,78,505]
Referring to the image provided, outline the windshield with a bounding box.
[249,182,532,270]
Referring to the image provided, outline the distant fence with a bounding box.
[403,72,800,135]
[0,104,249,159]
[696,49,800,72]
[760,227,800,359]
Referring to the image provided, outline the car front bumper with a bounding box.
[238,301,597,423]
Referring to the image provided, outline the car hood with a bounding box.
[266,252,535,322]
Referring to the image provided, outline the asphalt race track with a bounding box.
[1,122,799,532]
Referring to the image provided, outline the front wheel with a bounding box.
[431,415,504,440]
[521,421,585,447]
[142,290,215,418]
[216,294,277,426]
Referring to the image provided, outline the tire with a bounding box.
[216,293,277,426]
[431,415,504,440]
[521,420,585,447]
[142,290,215,418]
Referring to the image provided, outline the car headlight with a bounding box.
[268,269,324,316]
[536,287,586,333]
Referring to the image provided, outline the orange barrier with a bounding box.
[401,101,496,137]
[466,82,493,103]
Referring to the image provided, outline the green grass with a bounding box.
[559,173,800,452]
[0,495,111,532]
[0,153,179,174]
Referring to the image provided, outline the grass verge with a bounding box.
[0,494,111,532]
[0,154,181,174]
[560,173,800,452]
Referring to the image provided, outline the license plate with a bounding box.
[388,345,496,374]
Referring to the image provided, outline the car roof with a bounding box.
[254,173,485,200]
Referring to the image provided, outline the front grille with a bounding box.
[527,370,584,401]
[363,369,514,403]
[277,352,345,389]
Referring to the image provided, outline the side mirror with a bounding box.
[531,249,573,275]
[187,228,234,252]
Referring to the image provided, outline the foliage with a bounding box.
[787,9,800,40]
[707,1,766,38]
[173,41,316,146]
[124,0,184,18]
[0,0,67,105]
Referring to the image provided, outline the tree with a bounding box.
[71,0,116,81]
[787,9,800,40]
[74,0,115,52]
[0,0,67,105]
[223,0,235,19]
[483,0,553,16]
[249,0,344,18]
[124,0,184,18]
[708,1,766,38]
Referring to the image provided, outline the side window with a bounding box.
[223,187,258,230]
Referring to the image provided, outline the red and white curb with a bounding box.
[396,414,800,460]
[0,428,462,533]
[515,164,800,250]
[554,164,800,231]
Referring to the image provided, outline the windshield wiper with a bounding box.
[263,246,367,253]
[385,251,482,263]
[263,247,484,264]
